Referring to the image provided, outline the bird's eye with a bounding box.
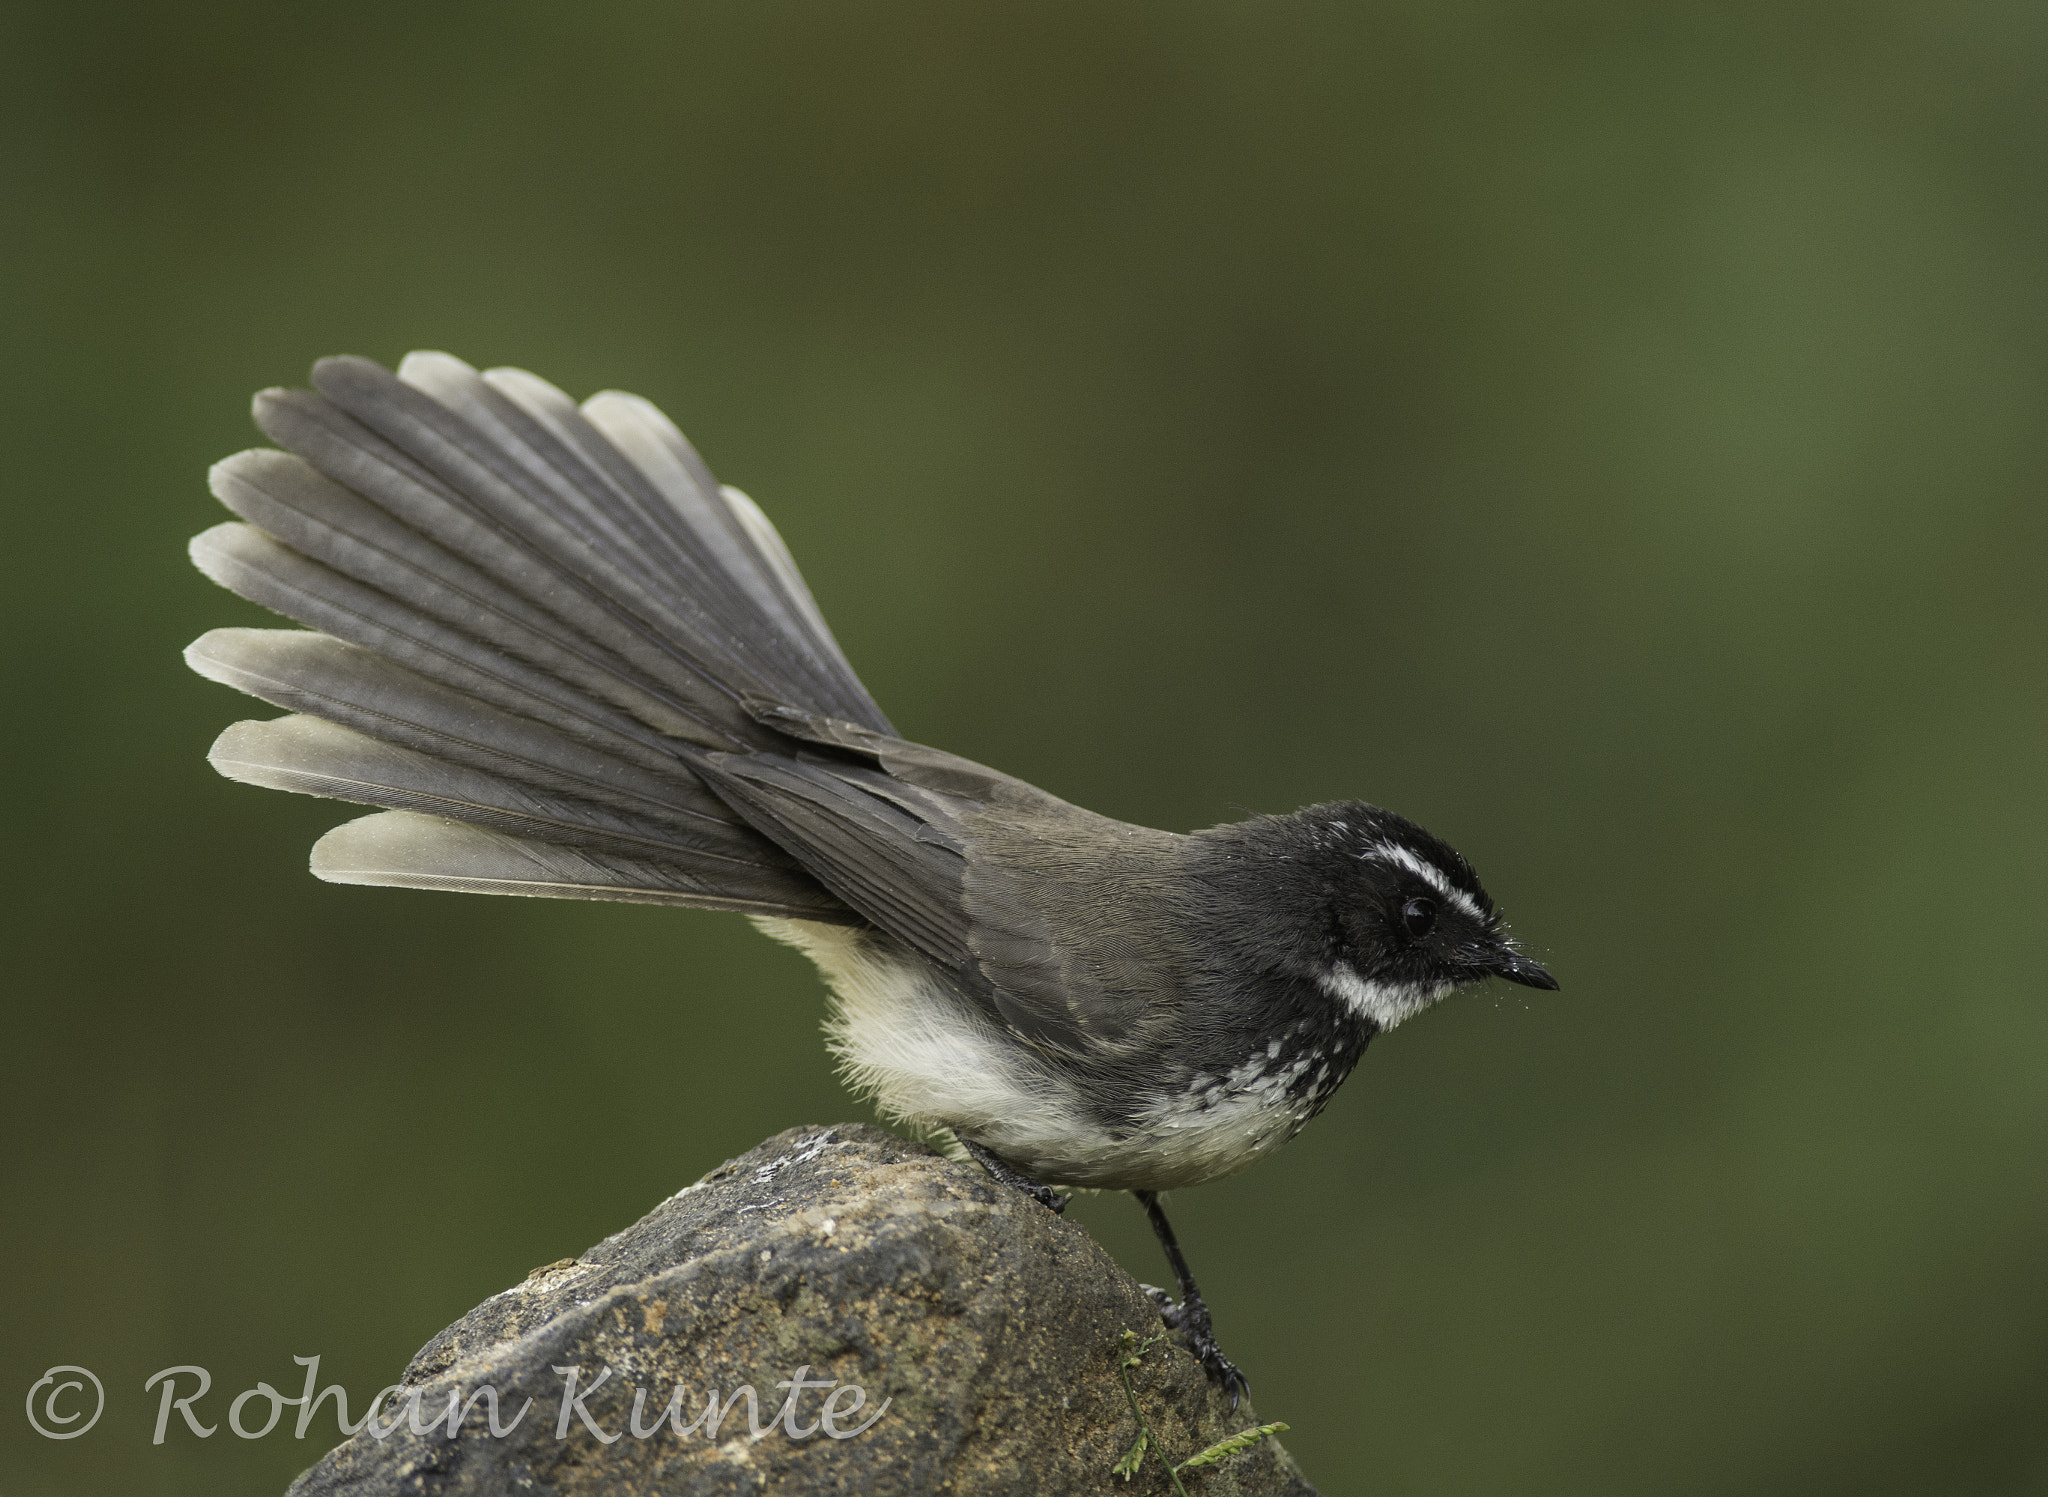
[1401,897,1438,939]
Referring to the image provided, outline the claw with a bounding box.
[1029,1183,1071,1216]
[1140,1285,1250,1408]
[1132,1189,1250,1407]
[961,1139,1068,1215]
[1202,1349,1251,1410]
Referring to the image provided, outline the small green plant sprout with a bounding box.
[1176,1423,1290,1473]
[1111,1326,1290,1491]
[1110,1426,1153,1482]
[1113,1328,1177,1491]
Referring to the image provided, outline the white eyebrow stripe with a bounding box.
[1367,842,1485,920]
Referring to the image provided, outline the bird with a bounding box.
[183,351,1557,1403]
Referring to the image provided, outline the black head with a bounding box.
[1307,803,1556,1027]
[1197,801,1556,1032]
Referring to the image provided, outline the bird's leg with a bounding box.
[1134,1189,1249,1407]
[961,1139,1069,1215]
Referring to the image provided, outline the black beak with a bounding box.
[1478,948,1559,991]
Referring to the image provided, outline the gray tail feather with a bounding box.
[185,350,880,918]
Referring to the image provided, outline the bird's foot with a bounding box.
[1022,1181,1070,1215]
[960,1139,1069,1215]
[1139,1283,1250,1407]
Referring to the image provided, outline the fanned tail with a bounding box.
[185,351,881,917]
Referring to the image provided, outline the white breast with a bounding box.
[754,917,1327,1192]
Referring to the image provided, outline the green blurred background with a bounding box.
[4,2,2044,1492]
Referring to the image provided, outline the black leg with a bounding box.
[961,1139,1069,1215]
[1135,1190,1249,1407]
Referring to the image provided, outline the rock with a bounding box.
[284,1124,1319,1496]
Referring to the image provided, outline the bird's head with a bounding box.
[1306,803,1556,1029]
[1200,802,1557,1032]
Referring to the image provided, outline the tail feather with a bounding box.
[186,628,749,852]
[310,810,849,918]
[408,358,772,637]
[188,351,892,915]
[386,355,758,643]
[207,447,716,742]
[575,383,867,700]
[713,480,867,695]
[467,358,882,725]
[248,383,763,743]
[188,523,727,764]
[209,715,793,876]
[308,355,865,729]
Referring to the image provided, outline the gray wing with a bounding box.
[695,726,1189,1055]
